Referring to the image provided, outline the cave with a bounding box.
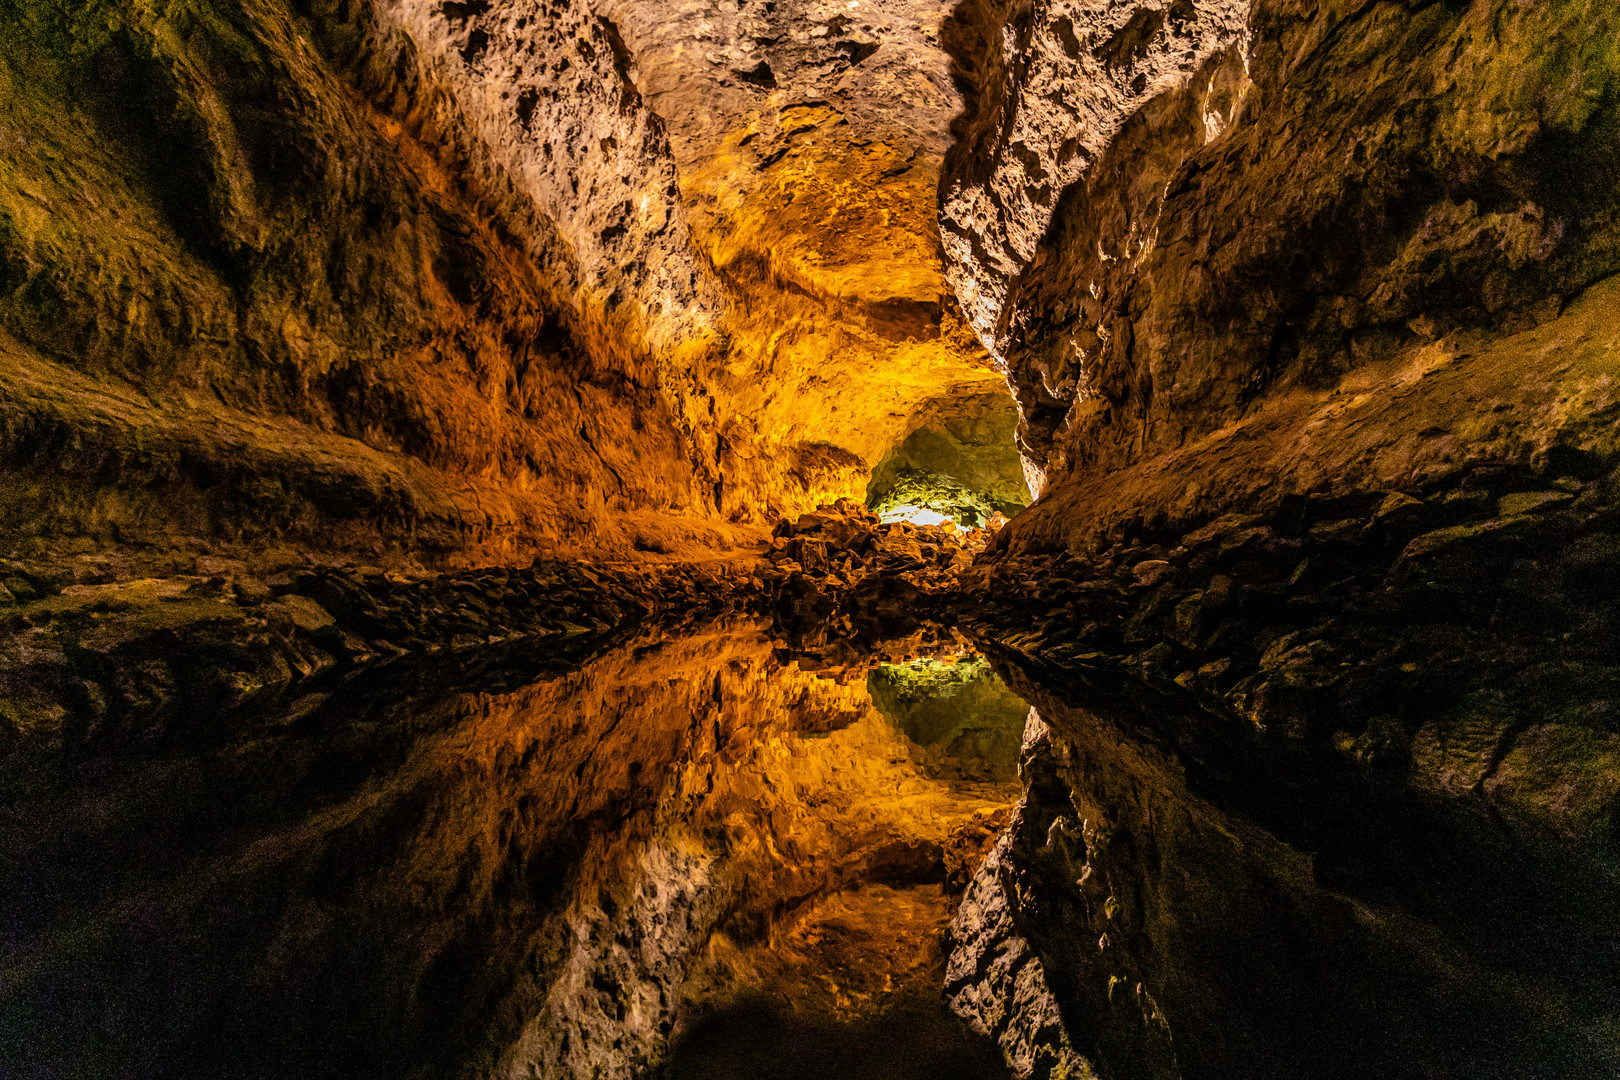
[3,1,1619,1078]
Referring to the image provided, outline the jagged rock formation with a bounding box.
[940,0,1620,502]
[939,0,1249,372]
[759,498,1006,665]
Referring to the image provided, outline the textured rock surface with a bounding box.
[610,0,964,306]
[0,494,1006,758]
[0,0,739,565]
[941,0,1620,495]
[8,1,1620,1076]
[758,498,999,662]
[990,277,1620,553]
[960,457,1620,886]
[606,0,1012,518]
[0,551,767,755]
[939,0,1249,363]
[363,0,716,350]
[929,26,1620,1072]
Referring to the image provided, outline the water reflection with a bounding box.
[6,617,1614,1080]
[1,617,1024,1080]
[956,648,1620,1080]
[867,658,1027,795]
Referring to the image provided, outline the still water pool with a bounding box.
[4,615,1615,1079]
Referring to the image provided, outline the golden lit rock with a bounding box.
[4,1,1620,1078]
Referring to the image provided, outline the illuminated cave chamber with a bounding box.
[5,1,1620,1078]
[865,392,1030,528]
[865,656,1028,791]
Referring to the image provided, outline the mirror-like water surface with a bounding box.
[2,619,1022,1080]
[4,616,1616,1079]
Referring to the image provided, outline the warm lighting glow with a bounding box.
[879,504,952,527]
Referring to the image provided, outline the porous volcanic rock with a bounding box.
[939,0,1249,368]
[0,0,1020,572]
[941,0,1620,494]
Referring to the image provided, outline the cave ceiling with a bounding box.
[604,0,1010,476]
[381,0,1018,522]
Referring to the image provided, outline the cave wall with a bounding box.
[940,0,1620,540]
[0,0,748,566]
[603,0,1012,522]
[0,0,1016,570]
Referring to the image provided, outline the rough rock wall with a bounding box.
[941,0,1620,514]
[0,0,759,566]
[362,0,717,354]
[607,0,965,307]
[940,5,1620,1066]
[939,0,1248,363]
[0,0,1020,570]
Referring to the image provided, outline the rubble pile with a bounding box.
[751,499,991,666]
[763,499,983,585]
[960,465,1620,789]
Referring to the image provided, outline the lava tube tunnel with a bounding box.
[2,1,1619,1079]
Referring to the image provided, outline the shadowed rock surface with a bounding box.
[4,0,1620,1077]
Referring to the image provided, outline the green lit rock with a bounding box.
[870,469,1008,528]
[867,657,1029,787]
[867,393,1029,527]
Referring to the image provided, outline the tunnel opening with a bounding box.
[864,392,1030,529]
[5,1,1620,1079]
